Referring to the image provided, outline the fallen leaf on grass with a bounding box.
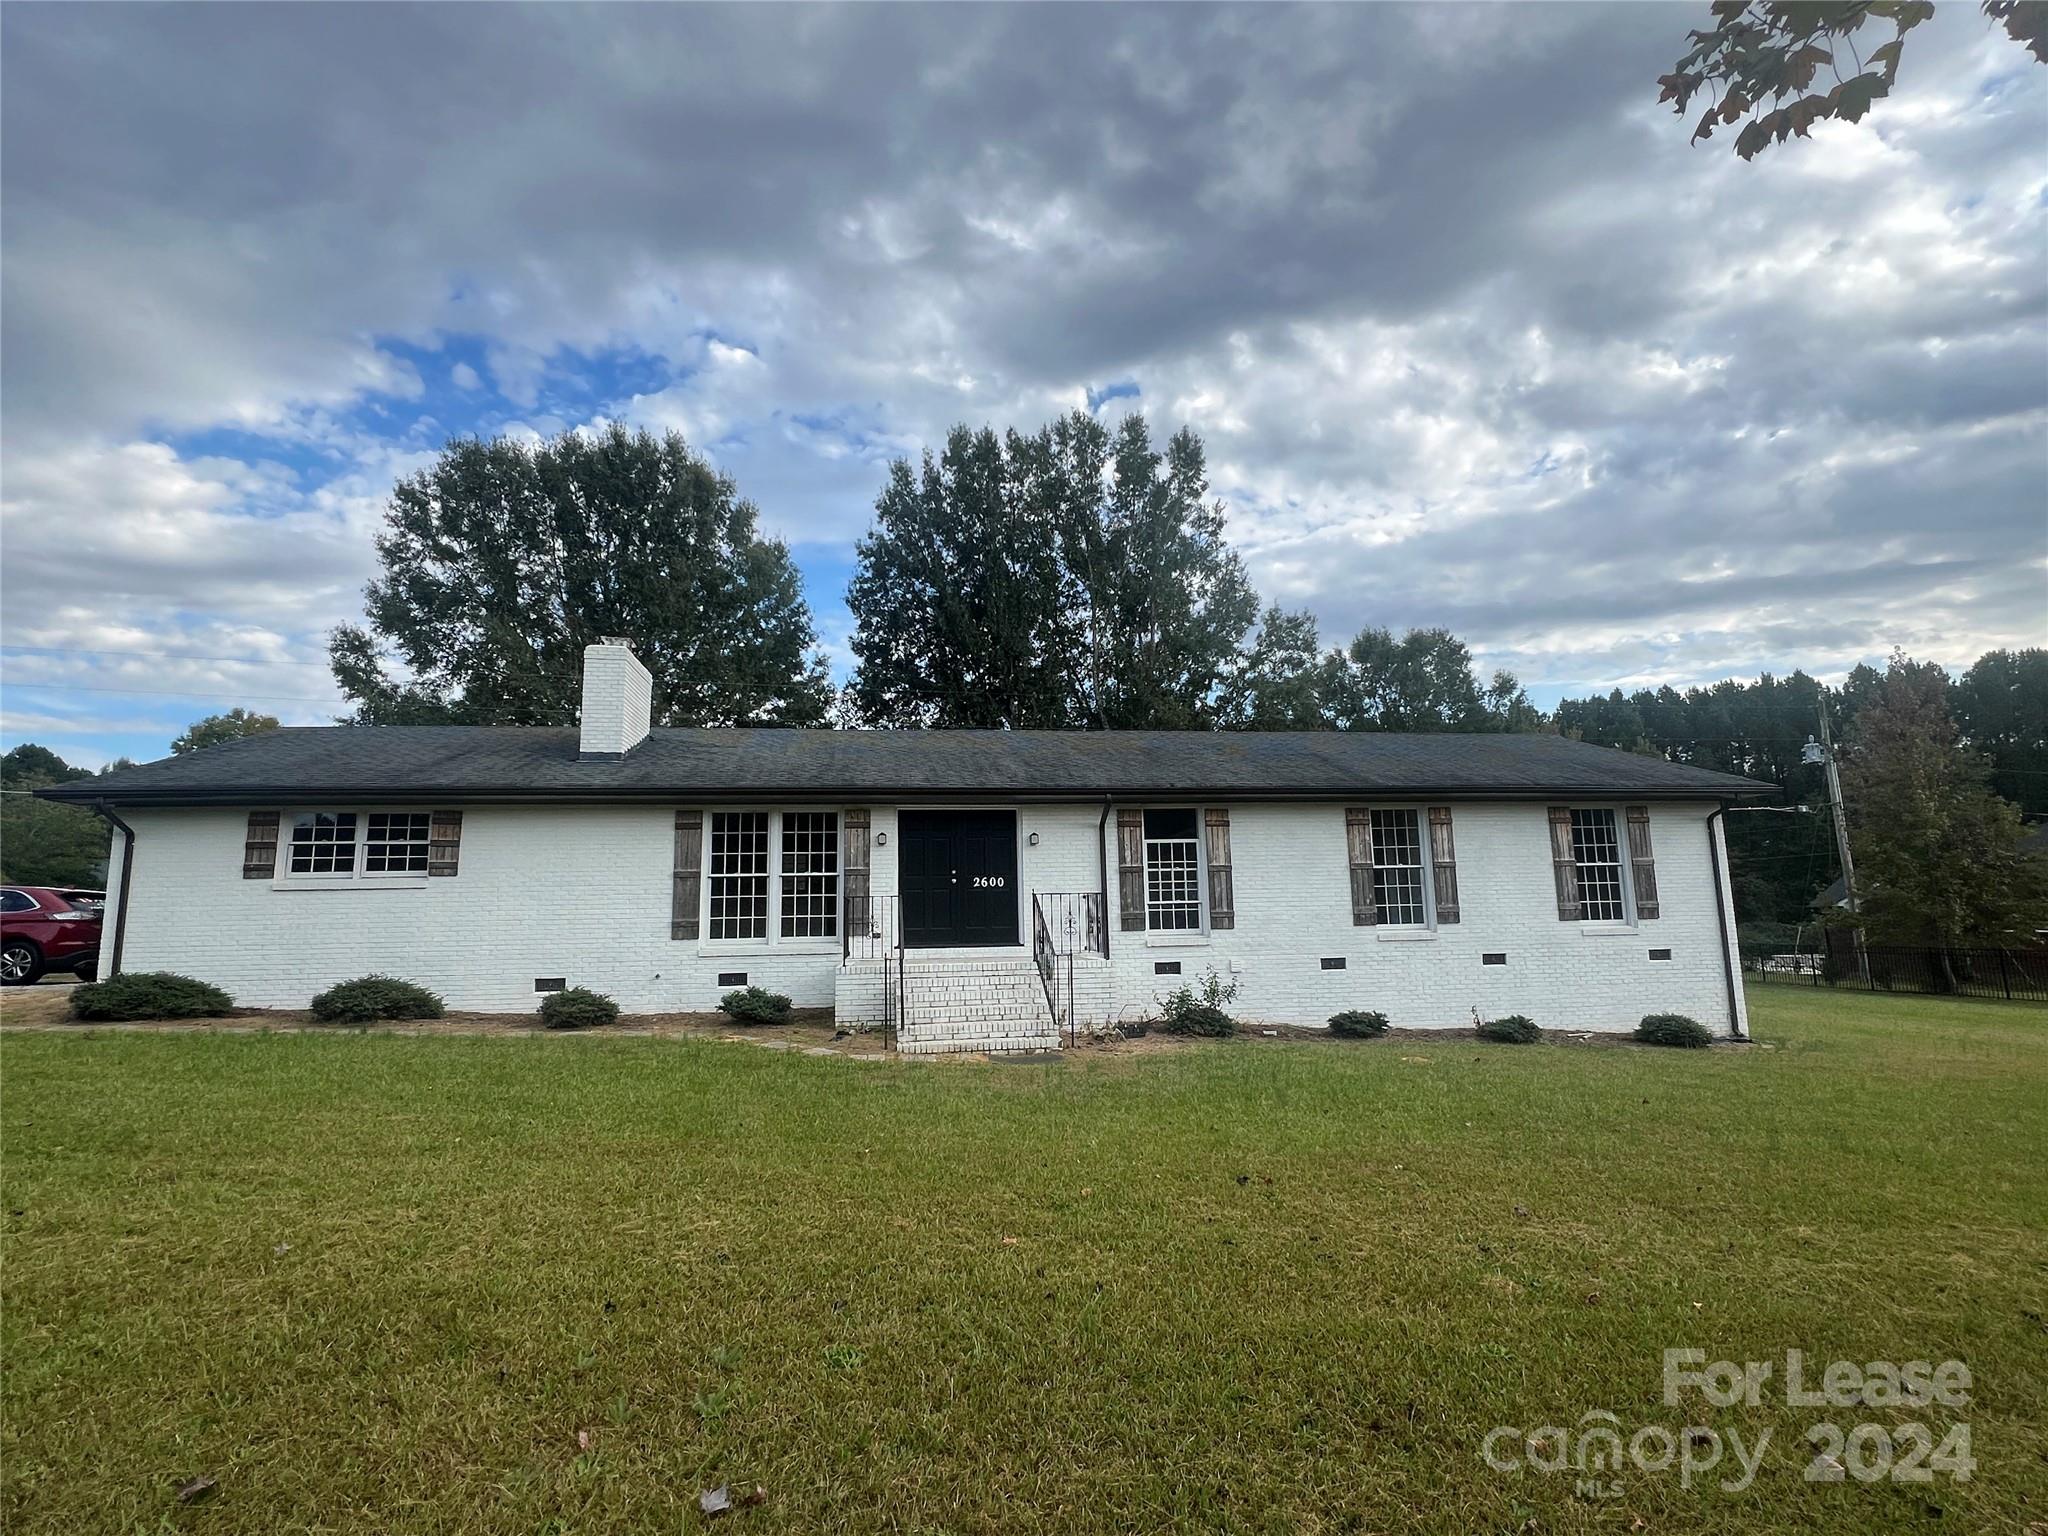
[176,1476,218,1505]
[576,1429,594,1451]
[699,1486,732,1516]
[1000,1235,1018,1246]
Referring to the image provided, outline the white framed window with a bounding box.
[1143,808,1204,932]
[364,812,432,875]
[1369,808,1430,926]
[282,810,432,883]
[708,811,771,940]
[706,809,840,945]
[779,811,839,938]
[1570,808,1630,923]
[287,812,358,877]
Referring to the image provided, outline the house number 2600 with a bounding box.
[972,875,1005,889]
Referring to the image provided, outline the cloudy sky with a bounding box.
[3,3,2043,766]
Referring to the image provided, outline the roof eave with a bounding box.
[39,780,1776,808]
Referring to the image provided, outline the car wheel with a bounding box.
[0,941,44,986]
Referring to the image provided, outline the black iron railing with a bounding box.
[1031,892,1108,1041]
[842,893,907,1045]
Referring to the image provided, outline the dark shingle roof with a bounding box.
[41,727,1772,806]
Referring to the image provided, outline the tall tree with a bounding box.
[845,426,1071,728]
[1322,627,1538,732]
[1659,2,2044,163]
[1841,652,2048,974]
[1220,607,1330,729]
[1953,647,2048,816]
[846,412,1259,730]
[332,424,832,728]
[1055,413,1260,729]
[1,744,107,888]
[171,707,281,755]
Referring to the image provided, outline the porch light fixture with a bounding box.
[875,831,887,846]
[1027,832,1040,846]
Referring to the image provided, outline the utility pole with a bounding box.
[1805,701,1870,985]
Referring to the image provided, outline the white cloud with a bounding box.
[0,1,2041,762]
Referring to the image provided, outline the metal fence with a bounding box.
[1745,930,2048,1004]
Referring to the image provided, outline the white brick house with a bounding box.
[45,642,1766,1051]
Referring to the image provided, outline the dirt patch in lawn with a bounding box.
[0,988,854,1049]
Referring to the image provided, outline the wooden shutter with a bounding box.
[842,809,871,937]
[672,810,704,941]
[1116,808,1145,932]
[1427,806,1460,924]
[1204,808,1234,930]
[1345,807,1376,926]
[1548,806,1581,921]
[242,811,279,879]
[1625,805,1660,920]
[427,811,463,876]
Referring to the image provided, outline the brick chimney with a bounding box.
[578,639,652,760]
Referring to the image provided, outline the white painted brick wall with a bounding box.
[577,643,652,758]
[111,798,1744,1035]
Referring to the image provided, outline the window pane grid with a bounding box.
[364,812,432,874]
[288,812,357,874]
[709,812,770,940]
[1571,809,1628,922]
[1144,839,1202,932]
[780,811,839,938]
[1370,809,1427,925]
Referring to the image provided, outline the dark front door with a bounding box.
[898,809,1019,948]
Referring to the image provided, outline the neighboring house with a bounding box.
[40,642,1769,1051]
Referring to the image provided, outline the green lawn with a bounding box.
[4,988,2044,1534]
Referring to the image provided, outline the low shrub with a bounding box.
[1328,1009,1390,1039]
[1476,1013,1541,1045]
[70,971,232,1022]
[309,975,446,1024]
[1636,1012,1715,1049]
[1163,1003,1235,1038]
[1159,970,1239,1038]
[720,985,793,1025]
[539,987,620,1030]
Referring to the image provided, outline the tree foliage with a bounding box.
[1,744,108,889]
[331,424,832,728]
[1661,1,2045,162]
[1321,627,1540,733]
[1953,648,2048,817]
[170,708,280,756]
[1840,652,2048,952]
[1219,608,1330,730]
[847,412,1260,728]
[845,426,1071,728]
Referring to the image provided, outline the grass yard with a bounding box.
[4,988,2044,1534]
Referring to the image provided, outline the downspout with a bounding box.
[1706,804,1745,1041]
[1098,796,1113,958]
[89,802,136,978]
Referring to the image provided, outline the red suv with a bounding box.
[1,886,104,985]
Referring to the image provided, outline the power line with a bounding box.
[1,644,332,668]
[2,681,344,705]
